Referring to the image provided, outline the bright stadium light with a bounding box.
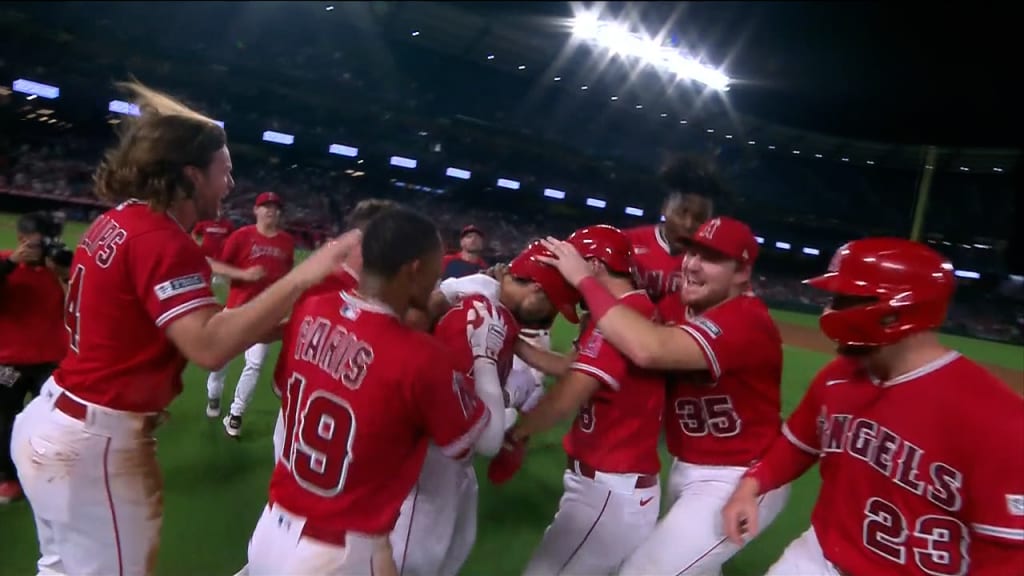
[571,15,732,90]
[329,144,359,157]
[543,188,566,200]
[775,241,791,250]
[754,236,765,244]
[585,197,607,209]
[802,247,820,256]
[954,269,980,279]
[390,156,417,169]
[496,178,520,190]
[445,167,472,180]
[624,206,644,217]
[262,131,294,145]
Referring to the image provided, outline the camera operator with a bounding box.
[0,211,70,504]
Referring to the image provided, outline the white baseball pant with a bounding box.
[206,342,269,416]
[390,444,478,576]
[523,466,660,576]
[247,502,397,576]
[11,377,163,576]
[765,527,844,575]
[619,460,791,576]
[272,407,285,463]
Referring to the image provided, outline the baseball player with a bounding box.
[390,241,581,576]
[623,217,788,574]
[191,210,234,285]
[245,207,508,576]
[723,238,1024,575]
[502,225,665,576]
[441,224,489,280]
[270,198,399,464]
[625,155,721,302]
[9,81,359,576]
[205,191,296,437]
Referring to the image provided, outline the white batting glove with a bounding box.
[467,300,507,364]
[504,368,541,410]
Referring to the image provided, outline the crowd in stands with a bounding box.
[2,137,1022,345]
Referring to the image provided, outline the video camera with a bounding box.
[23,212,73,268]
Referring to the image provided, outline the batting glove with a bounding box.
[467,300,507,363]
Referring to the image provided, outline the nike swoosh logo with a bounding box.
[640,497,654,507]
[825,379,848,386]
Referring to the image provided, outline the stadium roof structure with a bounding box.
[373,1,1019,167]
[0,1,1019,174]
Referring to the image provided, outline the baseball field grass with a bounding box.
[1,213,1021,576]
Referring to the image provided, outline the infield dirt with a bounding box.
[777,321,1024,395]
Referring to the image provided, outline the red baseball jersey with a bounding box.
[220,225,295,308]
[433,293,521,389]
[782,352,1024,575]
[659,294,783,466]
[0,252,68,365]
[564,290,664,475]
[53,200,220,412]
[268,290,490,536]
[192,217,234,260]
[272,266,361,399]
[298,265,360,304]
[625,225,683,302]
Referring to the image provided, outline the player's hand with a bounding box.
[487,431,527,485]
[722,476,761,545]
[467,300,507,363]
[241,266,266,282]
[9,238,42,265]
[291,229,363,289]
[536,237,591,288]
[484,263,509,281]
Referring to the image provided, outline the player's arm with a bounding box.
[965,392,1024,572]
[722,375,824,544]
[160,232,360,371]
[513,337,574,378]
[469,355,506,457]
[415,344,492,462]
[509,370,599,442]
[207,257,260,282]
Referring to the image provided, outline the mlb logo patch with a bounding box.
[340,303,360,321]
[1007,495,1024,516]
[153,274,207,301]
[691,316,722,338]
[579,330,604,358]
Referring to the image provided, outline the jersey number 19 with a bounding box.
[281,372,357,497]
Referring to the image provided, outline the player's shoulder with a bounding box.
[940,354,1024,413]
[810,356,865,389]
[620,289,656,317]
[623,224,653,239]
[231,224,256,237]
[99,201,194,247]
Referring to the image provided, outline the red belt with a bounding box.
[567,457,659,489]
[267,497,348,547]
[54,392,162,435]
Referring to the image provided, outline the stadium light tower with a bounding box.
[571,12,731,91]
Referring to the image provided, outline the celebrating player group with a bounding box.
[8,81,1023,576]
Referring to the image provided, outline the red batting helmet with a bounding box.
[566,225,634,275]
[509,241,580,323]
[804,237,955,347]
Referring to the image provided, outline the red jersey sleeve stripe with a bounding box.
[568,362,621,391]
[679,324,721,380]
[155,297,221,327]
[438,407,491,460]
[972,523,1024,543]
[782,422,820,456]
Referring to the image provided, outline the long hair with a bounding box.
[93,80,227,210]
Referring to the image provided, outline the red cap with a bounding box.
[461,225,484,238]
[691,216,758,265]
[509,241,580,323]
[255,191,283,208]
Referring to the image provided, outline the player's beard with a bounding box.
[836,343,878,357]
